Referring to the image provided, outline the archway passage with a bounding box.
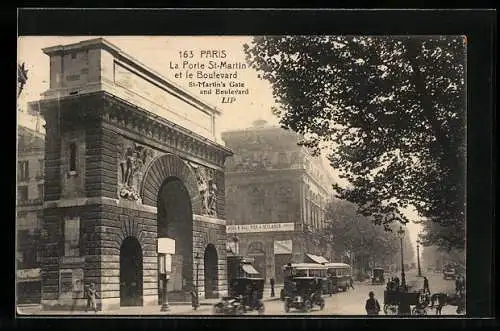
[204,244,219,299]
[120,236,143,307]
[157,176,193,301]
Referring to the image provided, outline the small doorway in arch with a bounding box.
[119,236,143,307]
[204,244,219,299]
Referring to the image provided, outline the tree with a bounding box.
[244,36,466,251]
[325,199,401,274]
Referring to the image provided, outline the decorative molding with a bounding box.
[193,214,226,226]
[118,215,144,245]
[140,153,201,214]
[100,92,232,168]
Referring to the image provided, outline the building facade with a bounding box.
[222,120,335,283]
[27,38,233,311]
[16,116,46,304]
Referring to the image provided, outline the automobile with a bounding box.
[281,263,326,313]
[214,256,265,315]
[371,268,385,285]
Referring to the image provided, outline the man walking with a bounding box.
[191,287,199,310]
[365,291,381,316]
[269,278,275,298]
[349,276,355,290]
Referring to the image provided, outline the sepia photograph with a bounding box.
[16,33,468,317]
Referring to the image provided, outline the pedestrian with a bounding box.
[270,278,275,298]
[365,291,381,316]
[456,275,465,296]
[191,287,199,310]
[423,276,430,294]
[349,276,355,290]
[455,276,461,295]
[85,282,99,313]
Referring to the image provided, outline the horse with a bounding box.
[430,293,447,315]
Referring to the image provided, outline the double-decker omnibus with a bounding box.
[324,263,352,292]
[280,263,328,300]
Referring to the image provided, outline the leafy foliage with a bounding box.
[325,199,415,270]
[244,36,466,250]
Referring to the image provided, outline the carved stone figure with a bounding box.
[191,163,218,217]
[118,142,153,203]
[207,180,218,217]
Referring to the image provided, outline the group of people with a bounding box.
[386,276,403,292]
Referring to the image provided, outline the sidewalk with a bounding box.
[17,296,281,316]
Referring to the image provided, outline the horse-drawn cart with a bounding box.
[383,290,422,315]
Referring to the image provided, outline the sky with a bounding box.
[17,36,422,257]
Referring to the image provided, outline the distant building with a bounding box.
[16,110,45,304]
[222,120,335,283]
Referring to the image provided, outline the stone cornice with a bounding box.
[44,197,158,214]
[38,91,233,169]
[193,214,227,226]
[42,38,222,116]
[42,197,227,226]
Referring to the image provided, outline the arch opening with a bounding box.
[120,236,143,307]
[204,244,219,299]
[157,176,193,303]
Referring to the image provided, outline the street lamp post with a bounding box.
[416,238,422,277]
[194,252,201,309]
[160,254,170,312]
[397,226,406,287]
[397,225,410,315]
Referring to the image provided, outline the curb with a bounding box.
[169,297,281,306]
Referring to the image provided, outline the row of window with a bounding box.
[17,218,81,258]
[304,200,326,230]
[18,142,79,182]
[18,159,44,181]
[17,184,44,202]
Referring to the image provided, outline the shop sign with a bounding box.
[226,223,294,234]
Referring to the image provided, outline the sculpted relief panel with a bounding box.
[189,162,218,217]
[117,141,155,203]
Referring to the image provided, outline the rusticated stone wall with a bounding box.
[39,92,231,310]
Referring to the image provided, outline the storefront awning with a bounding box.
[305,253,329,264]
[242,264,260,275]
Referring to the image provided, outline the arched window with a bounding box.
[248,241,264,254]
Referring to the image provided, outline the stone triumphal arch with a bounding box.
[36,38,232,310]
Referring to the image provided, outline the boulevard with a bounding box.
[18,269,461,316]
